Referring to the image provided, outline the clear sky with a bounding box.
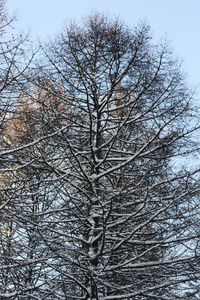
[6,0,200,94]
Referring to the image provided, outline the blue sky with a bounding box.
[6,0,200,93]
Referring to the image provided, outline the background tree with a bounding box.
[0,84,71,299]
[0,1,36,297]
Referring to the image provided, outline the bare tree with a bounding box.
[1,11,200,300]
[31,13,200,299]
